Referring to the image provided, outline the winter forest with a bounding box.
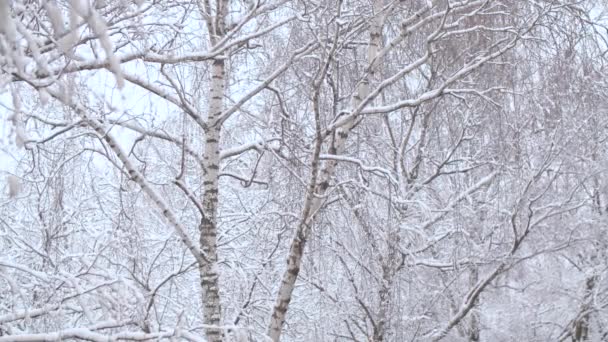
[3,0,608,341]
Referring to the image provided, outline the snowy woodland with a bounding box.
[2,0,608,341]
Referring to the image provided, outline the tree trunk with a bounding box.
[267,2,384,340]
[197,0,229,339]
[198,57,226,342]
[469,268,480,342]
[573,276,596,342]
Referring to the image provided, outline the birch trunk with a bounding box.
[374,231,402,342]
[199,1,229,340]
[267,2,384,341]
[374,264,391,342]
[199,58,225,342]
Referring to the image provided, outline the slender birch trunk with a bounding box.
[267,2,384,341]
[199,58,225,342]
[198,2,229,341]
[374,264,392,342]
[374,231,402,342]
